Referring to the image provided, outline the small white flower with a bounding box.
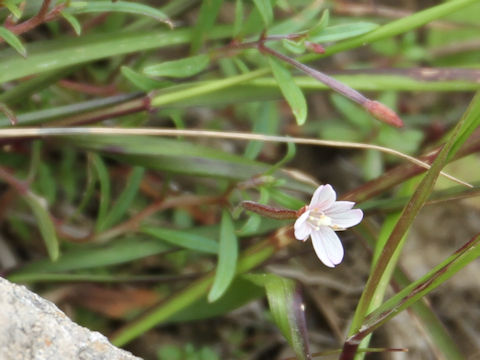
[294,184,363,267]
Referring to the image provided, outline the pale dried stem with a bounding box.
[0,127,471,188]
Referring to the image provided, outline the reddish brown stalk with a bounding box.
[2,0,67,42]
[0,166,29,194]
[0,104,17,125]
[58,80,118,96]
[51,96,152,126]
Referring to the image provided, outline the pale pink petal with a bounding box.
[294,211,311,241]
[315,227,344,266]
[329,209,363,228]
[310,184,336,210]
[311,229,335,267]
[325,201,355,214]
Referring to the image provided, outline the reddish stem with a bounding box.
[2,1,67,42]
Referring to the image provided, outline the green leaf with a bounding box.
[263,275,310,360]
[208,211,238,302]
[97,167,145,231]
[0,26,232,84]
[268,57,307,125]
[23,192,59,261]
[4,1,22,19]
[143,54,210,78]
[91,154,110,230]
[68,1,172,27]
[308,9,330,37]
[448,91,480,161]
[270,1,325,34]
[190,0,223,53]
[233,0,244,37]
[9,236,171,276]
[252,0,274,27]
[0,26,26,57]
[310,22,379,43]
[65,134,314,193]
[61,11,82,36]
[142,227,218,254]
[244,102,279,160]
[281,39,306,55]
[121,66,171,91]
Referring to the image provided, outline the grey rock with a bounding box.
[0,277,142,360]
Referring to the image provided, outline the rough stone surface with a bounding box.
[0,277,142,360]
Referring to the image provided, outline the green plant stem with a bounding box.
[150,68,269,107]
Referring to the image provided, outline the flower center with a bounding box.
[308,211,332,229]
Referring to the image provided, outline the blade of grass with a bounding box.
[8,236,172,276]
[208,211,238,302]
[141,226,218,254]
[67,1,172,27]
[23,191,59,261]
[0,25,232,83]
[260,275,310,360]
[0,26,27,57]
[97,166,144,231]
[91,154,110,231]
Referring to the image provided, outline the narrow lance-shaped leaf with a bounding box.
[309,22,379,43]
[61,11,82,36]
[97,166,145,231]
[121,66,171,91]
[233,0,244,37]
[308,9,330,37]
[143,54,210,78]
[4,1,22,18]
[447,91,480,161]
[253,0,274,27]
[0,26,27,57]
[68,1,172,28]
[23,192,59,261]
[9,236,171,276]
[264,275,310,360]
[142,227,218,254]
[91,154,110,231]
[208,211,238,302]
[190,0,223,53]
[270,0,326,34]
[268,57,308,125]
